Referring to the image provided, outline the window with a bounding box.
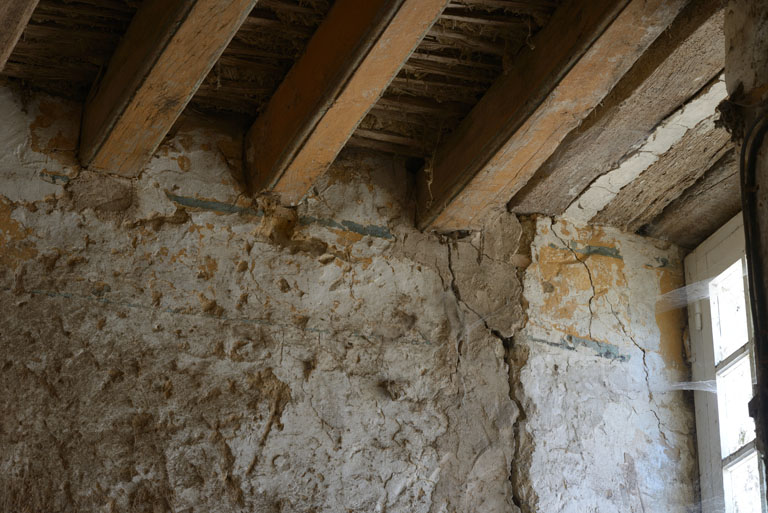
[686,213,767,513]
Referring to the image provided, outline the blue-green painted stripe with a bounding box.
[39,172,70,184]
[529,334,630,362]
[165,193,394,240]
[547,242,623,260]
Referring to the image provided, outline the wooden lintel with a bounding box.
[0,0,39,71]
[643,149,740,250]
[80,0,257,177]
[416,0,687,231]
[244,0,449,204]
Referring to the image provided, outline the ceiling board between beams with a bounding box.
[641,149,741,249]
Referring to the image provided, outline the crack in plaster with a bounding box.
[550,222,596,340]
[607,299,671,447]
[549,219,673,447]
[444,241,468,395]
[552,216,673,447]
[548,221,674,488]
[442,237,528,512]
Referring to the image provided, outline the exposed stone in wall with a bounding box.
[512,216,699,513]
[0,86,524,512]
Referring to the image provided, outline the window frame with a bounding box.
[685,212,767,513]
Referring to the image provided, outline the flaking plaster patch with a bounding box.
[0,87,78,203]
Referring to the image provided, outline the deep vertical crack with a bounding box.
[445,241,465,376]
[445,240,508,339]
[442,236,531,512]
[506,340,530,513]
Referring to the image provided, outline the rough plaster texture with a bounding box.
[0,85,522,513]
[513,216,699,512]
[0,85,698,512]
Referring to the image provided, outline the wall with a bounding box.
[513,216,699,512]
[0,84,523,513]
[0,83,697,512]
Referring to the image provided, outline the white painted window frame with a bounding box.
[686,212,766,512]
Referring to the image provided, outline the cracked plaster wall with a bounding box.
[0,84,699,512]
[0,85,523,513]
[512,216,699,512]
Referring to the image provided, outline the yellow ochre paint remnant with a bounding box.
[655,266,687,370]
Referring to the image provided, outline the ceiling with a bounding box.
[3,0,559,144]
[0,0,738,250]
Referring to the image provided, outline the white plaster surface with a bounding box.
[0,86,81,203]
[0,87,520,513]
[514,217,699,512]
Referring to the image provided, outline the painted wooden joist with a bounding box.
[244,0,449,204]
[509,0,726,217]
[415,0,688,231]
[0,0,39,71]
[80,0,257,177]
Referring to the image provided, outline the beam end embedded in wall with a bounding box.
[416,0,687,232]
[244,0,449,205]
[0,0,39,72]
[79,0,257,177]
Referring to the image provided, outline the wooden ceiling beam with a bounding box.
[447,0,558,14]
[416,0,687,231]
[509,0,726,217]
[0,0,39,71]
[244,0,449,204]
[79,0,257,177]
[592,119,733,232]
[642,149,741,250]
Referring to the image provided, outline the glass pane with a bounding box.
[710,259,749,363]
[724,451,763,513]
[717,355,756,458]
